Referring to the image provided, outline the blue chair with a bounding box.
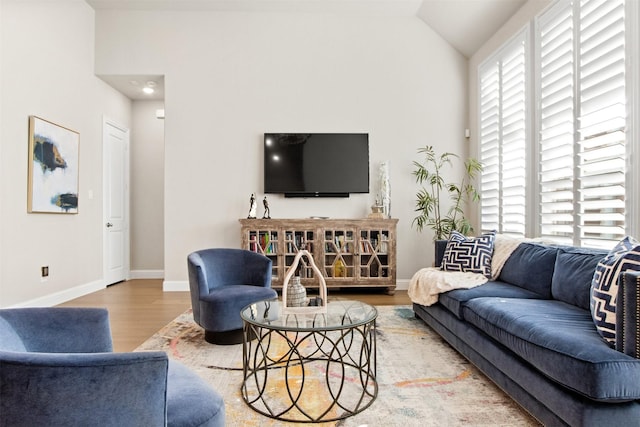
[188,248,278,345]
[0,307,225,427]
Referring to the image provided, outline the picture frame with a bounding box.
[27,116,79,214]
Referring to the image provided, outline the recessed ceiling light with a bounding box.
[143,87,155,94]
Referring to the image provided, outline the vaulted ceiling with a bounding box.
[87,0,528,99]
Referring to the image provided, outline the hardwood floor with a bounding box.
[58,279,411,352]
[58,280,191,352]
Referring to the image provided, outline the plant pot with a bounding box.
[434,239,448,268]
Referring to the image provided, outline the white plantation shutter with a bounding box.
[479,65,500,232]
[479,33,527,237]
[478,0,632,249]
[537,0,626,247]
[577,0,626,248]
[538,1,575,245]
[500,43,527,236]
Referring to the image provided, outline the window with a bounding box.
[479,0,630,249]
[538,0,626,248]
[479,31,528,237]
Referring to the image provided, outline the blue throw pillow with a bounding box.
[441,231,496,278]
[590,236,640,345]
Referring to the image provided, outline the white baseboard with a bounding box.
[9,279,106,308]
[163,280,189,292]
[130,269,164,279]
[395,279,409,291]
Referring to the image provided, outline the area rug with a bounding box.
[136,306,540,426]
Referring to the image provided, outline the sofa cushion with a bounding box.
[439,281,544,320]
[552,247,606,310]
[167,361,225,427]
[199,285,278,332]
[591,236,640,345]
[498,243,558,298]
[464,297,640,401]
[441,231,496,278]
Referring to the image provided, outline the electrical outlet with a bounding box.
[41,266,49,277]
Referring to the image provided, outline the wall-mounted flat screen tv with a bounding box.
[264,133,369,198]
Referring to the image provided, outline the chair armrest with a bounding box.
[0,307,113,353]
[616,270,640,357]
[0,350,168,426]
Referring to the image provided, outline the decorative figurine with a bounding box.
[262,196,271,219]
[247,193,257,219]
[368,195,385,219]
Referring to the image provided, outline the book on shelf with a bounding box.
[257,232,277,254]
[360,240,376,254]
[249,233,258,252]
[266,242,276,254]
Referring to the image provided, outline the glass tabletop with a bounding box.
[240,299,377,332]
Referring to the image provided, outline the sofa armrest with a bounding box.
[0,350,168,426]
[616,270,640,357]
[0,307,113,353]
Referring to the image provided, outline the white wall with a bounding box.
[130,100,164,276]
[94,9,469,289]
[0,0,131,307]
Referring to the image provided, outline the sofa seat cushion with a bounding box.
[438,281,544,320]
[199,285,278,332]
[463,297,640,402]
[167,361,225,427]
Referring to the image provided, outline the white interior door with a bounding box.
[103,119,129,285]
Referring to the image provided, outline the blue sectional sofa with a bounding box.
[413,242,640,426]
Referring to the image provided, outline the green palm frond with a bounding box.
[411,145,483,241]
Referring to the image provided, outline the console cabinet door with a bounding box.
[243,228,280,283]
[322,227,357,281]
[357,226,394,284]
[283,227,318,283]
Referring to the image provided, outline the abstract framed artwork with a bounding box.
[27,116,79,214]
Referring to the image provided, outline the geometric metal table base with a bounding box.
[241,300,377,423]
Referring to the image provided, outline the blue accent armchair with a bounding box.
[0,307,225,427]
[188,248,278,345]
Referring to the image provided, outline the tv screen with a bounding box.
[264,133,369,197]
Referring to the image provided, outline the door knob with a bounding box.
[106,222,113,228]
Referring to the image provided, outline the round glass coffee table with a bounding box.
[240,299,378,423]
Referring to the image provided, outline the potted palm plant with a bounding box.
[412,146,483,265]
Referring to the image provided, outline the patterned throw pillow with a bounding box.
[441,231,496,278]
[590,236,640,345]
